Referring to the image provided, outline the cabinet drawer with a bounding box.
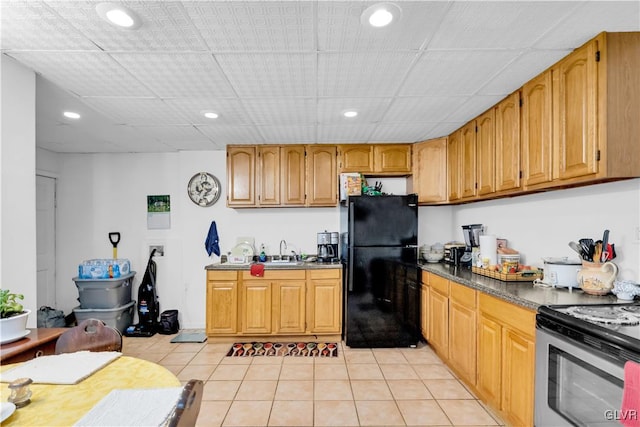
[308,269,341,279]
[449,282,476,308]
[207,270,238,281]
[241,269,306,281]
[478,293,535,338]
[430,274,449,295]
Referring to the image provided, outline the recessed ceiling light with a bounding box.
[63,111,81,119]
[343,110,358,119]
[96,2,142,30]
[361,3,402,28]
[201,111,219,119]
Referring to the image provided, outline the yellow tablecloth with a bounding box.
[0,356,180,426]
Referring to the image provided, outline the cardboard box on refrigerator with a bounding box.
[340,173,362,201]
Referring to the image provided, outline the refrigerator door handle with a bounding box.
[348,201,355,292]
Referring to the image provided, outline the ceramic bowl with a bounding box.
[612,280,640,301]
[423,252,444,263]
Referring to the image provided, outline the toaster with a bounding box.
[444,243,466,266]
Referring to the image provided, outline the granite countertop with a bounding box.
[419,262,620,311]
[205,262,343,271]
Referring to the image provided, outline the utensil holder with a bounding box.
[577,261,618,295]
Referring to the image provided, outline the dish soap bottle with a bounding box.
[258,244,267,262]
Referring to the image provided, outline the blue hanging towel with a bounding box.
[205,221,220,256]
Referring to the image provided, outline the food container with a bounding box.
[542,257,582,288]
[73,300,135,333]
[499,254,520,274]
[73,272,135,309]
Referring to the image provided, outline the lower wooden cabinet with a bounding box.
[307,269,342,334]
[206,268,342,337]
[241,280,273,334]
[206,270,238,335]
[427,274,449,359]
[447,282,477,385]
[419,272,536,427]
[478,292,536,427]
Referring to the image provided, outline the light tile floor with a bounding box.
[122,333,505,427]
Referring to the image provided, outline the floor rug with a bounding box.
[226,342,338,357]
[170,332,208,343]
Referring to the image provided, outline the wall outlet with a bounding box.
[150,245,164,256]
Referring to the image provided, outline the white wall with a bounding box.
[1,57,37,327]
[419,179,640,281]
[53,151,340,328]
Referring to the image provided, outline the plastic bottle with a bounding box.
[259,244,267,262]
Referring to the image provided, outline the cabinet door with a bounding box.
[477,314,502,409]
[522,71,553,187]
[258,145,280,206]
[447,130,461,201]
[280,145,306,206]
[413,138,447,203]
[227,146,256,206]
[339,145,373,173]
[495,92,521,192]
[273,281,306,334]
[553,38,598,180]
[460,121,477,199]
[427,289,448,359]
[241,282,272,334]
[308,278,341,334]
[306,145,337,206]
[476,110,495,196]
[420,284,429,340]
[206,280,238,335]
[502,328,535,427]
[373,144,411,173]
[448,284,477,385]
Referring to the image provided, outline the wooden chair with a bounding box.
[167,379,204,427]
[55,318,123,354]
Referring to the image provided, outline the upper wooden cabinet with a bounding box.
[280,145,306,206]
[411,138,447,204]
[227,144,337,208]
[459,121,477,200]
[495,92,521,192]
[548,32,640,187]
[339,144,411,175]
[339,145,374,173]
[522,70,553,187]
[258,145,281,206]
[227,146,256,207]
[476,109,496,196]
[306,145,338,206]
[447,130,462,202]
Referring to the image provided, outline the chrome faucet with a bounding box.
[279,240,287,257]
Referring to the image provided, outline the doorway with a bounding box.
[36,174,56,308]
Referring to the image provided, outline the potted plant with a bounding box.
[0,290,30,343]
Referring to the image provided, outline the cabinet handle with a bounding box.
[35,350,44,358]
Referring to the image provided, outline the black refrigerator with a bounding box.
[340,194,420,348]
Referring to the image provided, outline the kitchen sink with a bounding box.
[261,260,303,266]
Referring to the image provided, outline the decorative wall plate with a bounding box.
[187,172,221,207]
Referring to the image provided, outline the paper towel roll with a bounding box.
[479,235,498,266]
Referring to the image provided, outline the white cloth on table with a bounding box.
[73,387,183,427]
[1,351,121,384]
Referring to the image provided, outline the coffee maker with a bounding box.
[461,224,483,267]
[317,231,338,263]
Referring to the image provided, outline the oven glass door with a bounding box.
[536,327,625,426]
[548,346,623,425]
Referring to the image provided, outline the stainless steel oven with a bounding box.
[535,304,640,426]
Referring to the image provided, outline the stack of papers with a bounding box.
[1,351,121,384]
